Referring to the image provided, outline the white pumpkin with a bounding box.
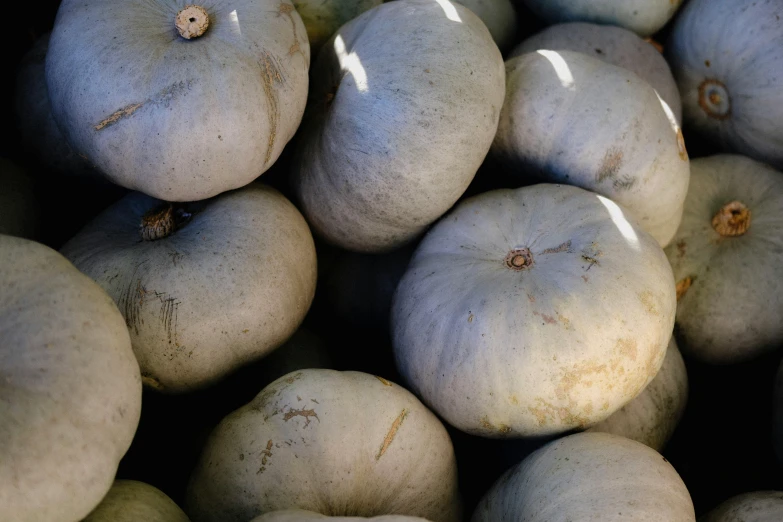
[472,432,696,521]
[61,184,317,392]
[667,0,783,169]
[293,0,505,252]
[14,33,96,179]
[186,370,461,522]
[83,480,190,522]
[664,155,783,363]
[510,22,681,123]
[519,0,683,37]
[292,0,382,52]
[251,511,430,522]
[46,0,310,201]
[0,159,38,239]
[0,235,142,522]
[392,184,676,437]
[588,337,687,451]
[493,50,689,247]
[701,492,783,522]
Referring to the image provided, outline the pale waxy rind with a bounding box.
[493,50,689,247]
[0,235,142,522]
[83,480,190,522]
[588,337,688,451]
[392,184,676,438]
[251,510,432,522]
[472,432,696,522]
[664,155,783,363]
[186,370,461,522]
[701,491,783,522]
[61,184,317,392]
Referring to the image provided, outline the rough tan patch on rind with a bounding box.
[638,291,659,316]
[556,362,609,400]
[596,148,623,183]
[283,408,320,427]
[528,398,590,428]
[259,51,284,165]
[95,103,144,130]
[277,3,307,61]
[616,338,638,362]
[95,79,195,131]
[375,376,392,386]
[541,240,572,254]
[376,409,408,460]
[257,439,274,474]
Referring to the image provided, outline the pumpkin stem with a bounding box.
[176,5,210,40]
[712,200,751,237]
[140,203,192,241]
[698,79,731,120]
[505,248,534,271]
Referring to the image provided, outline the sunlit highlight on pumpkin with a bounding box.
[334,35,369,92]
[537,50,574,90]
[229,10,241,36]
[435,0,462,23]
[597,194,640,250]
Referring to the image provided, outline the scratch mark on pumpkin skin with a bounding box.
[616,338,638,362]
[596,148,624,184]
[541,240,572,254]
[376,409,408,460]
[259,51,284,166]
[257,439,274,474]
[276,3,307,61]
[283,407,320,427]
[94,79,196,131]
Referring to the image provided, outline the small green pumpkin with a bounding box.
[83,480,190,522]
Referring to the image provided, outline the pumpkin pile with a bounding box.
[1,0,782,520]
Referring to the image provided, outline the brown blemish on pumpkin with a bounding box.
[596,148,623,183]
[616,338,638,362]
[498,424,512,434]
[528,399,590,428]
[283,407,320,427]
[510,395,519,405]
[141,373,164,390]
[527,293,536,303]
[712,200,751,236]
[638,291,659,316]
[468,312,474,323]
[277,3,307,61]
[676,276,693,301]
[533,311,557,325]
[375,376,392,386]
[376,409,408,460]
[556,312,572,330]
[480,417,494,430]
[581,275,589,283]
[541,240,572,254]
[705,59,711,67]
[95,80,196,131]
[257,439,274,474]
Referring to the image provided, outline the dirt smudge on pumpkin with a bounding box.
[283,407,320,427]
[616,338,638,361]
[257,439,274,474]
[259,51,284,166]
[94,79,196,131]
[596,148,624,184]
[533,311,557,325]
[638,291,659,316]
[541,240,572,255]
[376,409,408,460]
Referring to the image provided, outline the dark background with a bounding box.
[3,0,781,519]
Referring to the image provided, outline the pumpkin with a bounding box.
[493,50,689,247]
[60,183,317,392]
[252,511,431,522]
[83,480,190,522]
[391,184,676,438]
[519,0,683,37]
[510,22,682,124]
[664,155,783,363]
[0,235,142,522]
[293,0,382,53]
[0,159,38,239]
[186,370,461,522]
[15,33,96,179]
[701,492,783,522]
[293,0,505,252]
[454,0,517,52]
[472,432,696,521]
[588,337,687,451]
[46,0,310,201]
[667,0,783,169]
